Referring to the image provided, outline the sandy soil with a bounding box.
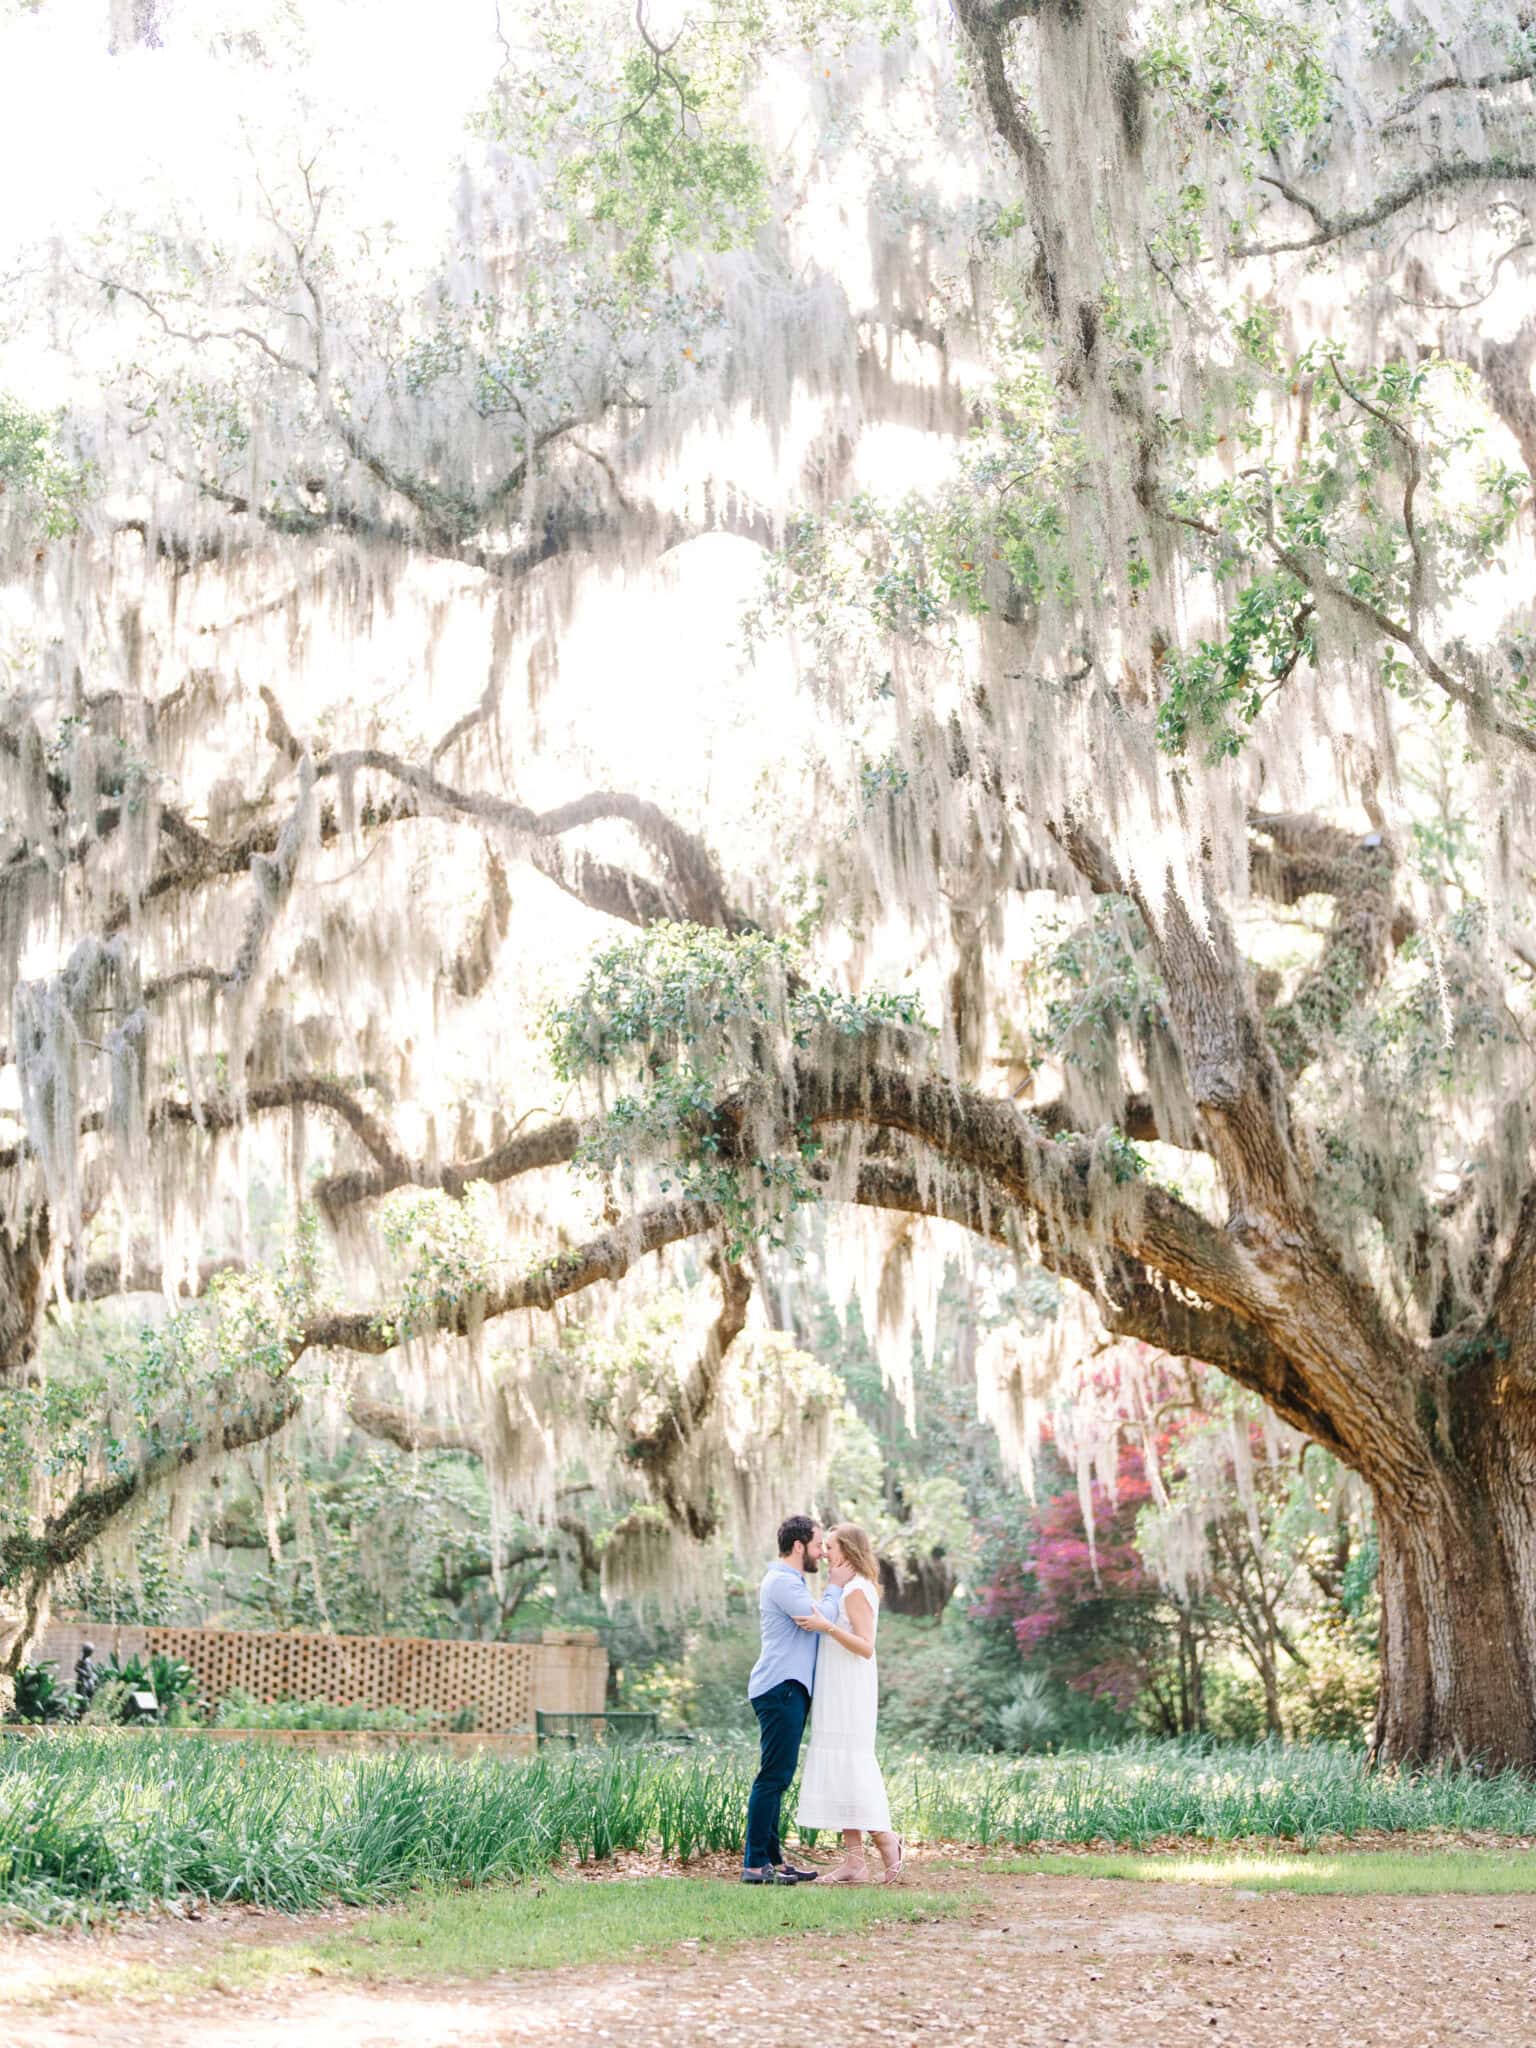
[4,1860,1534,2048]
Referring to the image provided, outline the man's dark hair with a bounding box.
[777,1514,817,1556]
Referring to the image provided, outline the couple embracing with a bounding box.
[741,1515,903,1887]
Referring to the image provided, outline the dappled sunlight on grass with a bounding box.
[988,1850,1536,1894]
[1,1877,971,2010]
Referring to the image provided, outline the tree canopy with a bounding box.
[2,0,1535,1762]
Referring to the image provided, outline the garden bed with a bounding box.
[1,1726,535,1755]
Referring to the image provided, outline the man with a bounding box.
[741,1513,838,1886]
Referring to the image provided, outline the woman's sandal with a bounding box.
[819,1862,869,1885]
[878,1837,905,1885]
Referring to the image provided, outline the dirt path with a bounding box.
[6,1870,1535,2048]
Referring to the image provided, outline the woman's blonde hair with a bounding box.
[828,1522,881,1590]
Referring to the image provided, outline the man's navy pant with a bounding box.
[743,1678,809,1869]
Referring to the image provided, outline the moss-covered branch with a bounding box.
[1238,159,1536,259]
[0,1377,304,1670]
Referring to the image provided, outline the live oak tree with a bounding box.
[3,0,1536,1765]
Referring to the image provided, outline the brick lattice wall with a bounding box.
[35,1620,605,1732]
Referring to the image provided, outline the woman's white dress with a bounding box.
[796,1573,892,1833]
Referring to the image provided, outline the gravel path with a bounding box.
[6,1870,1535,2048]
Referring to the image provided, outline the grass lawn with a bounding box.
[988,1850,1536,1895]
[10,1734,1536,1921]
[2,1877,971,2010]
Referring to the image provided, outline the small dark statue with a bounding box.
[73,1642,101,1707]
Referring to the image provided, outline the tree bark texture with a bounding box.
[1373,1376,1536,1770]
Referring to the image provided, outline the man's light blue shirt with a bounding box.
[747,1561,840,1701]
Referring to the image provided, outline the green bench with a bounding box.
[534,1710,659,1747]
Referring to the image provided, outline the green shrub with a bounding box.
[875,1617,1120,1752]
[989,1669,1116,1753]
[1202,1664,1270,1744]
[149,1655,200,1718]
[80,1678,130,1728]
[678,1620,759,1732]
[613,1615,758,1731]
[617,1608,1106,1752]
[7,1662,79,1725]
[875,1617,1008,1750]
[210,1692,442,1731]
[101,1654,163,1724]
[1280,1625,1378,1743]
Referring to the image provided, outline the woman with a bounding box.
[791,1522,902,1883]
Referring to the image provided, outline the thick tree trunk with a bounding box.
[1373,1400,1536,1770]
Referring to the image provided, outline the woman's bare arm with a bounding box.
[793,1586,875,1659]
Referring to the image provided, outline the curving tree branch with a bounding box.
[97,760,750,943]
[1237,159,1536,259]
[1384,60,1536,127]
[0,1074,413,1180]
[1,1377,304,1666]
[282,1035,1431,1492]
[1159,494,1536,762]
[1247,812,1402,1075]
[302,1195,718,1353]
[846,1153,1354,1458]
[313,1113,582,1218]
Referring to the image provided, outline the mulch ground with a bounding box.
[4,1845,1534,2047]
